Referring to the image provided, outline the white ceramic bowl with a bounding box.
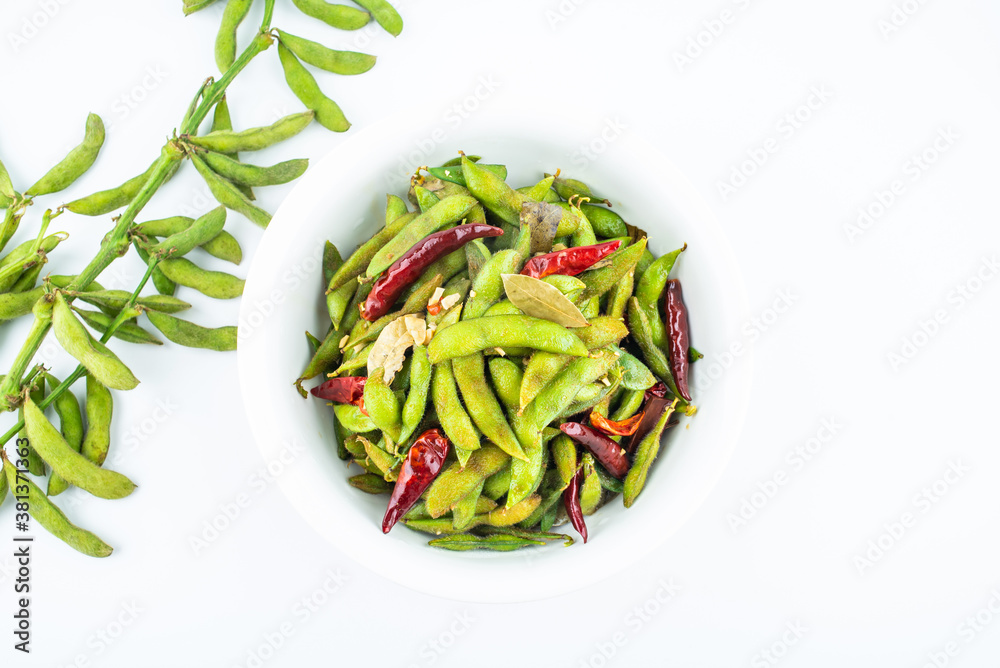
[237,104,752,602]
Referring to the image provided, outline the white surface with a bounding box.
[0,0,998,665]
[237,106,752,602]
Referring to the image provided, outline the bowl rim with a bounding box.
[236,103,753,603]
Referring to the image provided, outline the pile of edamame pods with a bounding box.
[298,154,698,551]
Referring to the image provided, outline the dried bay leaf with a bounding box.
[501,274,589,328]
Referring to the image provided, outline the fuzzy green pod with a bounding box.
[580,204,627,238]
[0,287,44,322]
[577,237,647,301]
[158,257,245,299]
[350,0,402,36]
[277,42,351,133]
[398,345,430,443]
[52,293,140,391]
[428,533,543,552]
[385,194,408,224]
[487,357,523,411]
[26,113,105,196]
[463,248,521,319]
[186,111,315,153]
[424,444,509,518]
[326,212,414,292]
[363,367,402,441]
[215,0,253,71]
[332,403,377,433]
[190,153,272,227]
[64,161,158,216]
[367,195,478,277]
[349,473,392,494]
[184,0,220,14]
[627,297,682,399]
[145,311,237,351]
[624,401,676,507]
[75,290,191,314]
[431,362,480,462]
[200,152,309,188]
[150,206,227,258]
[73,307,165,345]
[134,216,242,264]
[428,315,587,363]
[276,30,376,75]
[44,372,85,496]
[22,395,136,499]
[2,456,113,557]
[80,374,113,466]
[453,353,526,461]
[291,0,370,29]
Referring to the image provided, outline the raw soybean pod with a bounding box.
[64,160,157,216]
[158,257,245,299]
[350,0,402,36]
[186,111,315,153]
[44,372,85,496]
[51,293,140,391]
[145,311,237,351]
[277,42,351,133]
[81,374,113,466]
[190,153,272,228]
[2,456,113,557]
[276,30,376,75]
[215,0,253,71]
[22,396,136,500]
[26,113,105,196]
[291,0,370,29]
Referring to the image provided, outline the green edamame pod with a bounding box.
[427,163,507,188]
[398,345,430,443]
[64,160,156,216]
[190,153,272,228]
[291,0,370,29]
[482,463,512,500]
[2,456,112,557]
[624,400,677,507]
[327,212,414,291]
[507,431,545,507]
[81,374,113,466]
[633,248,655,284]
[487,357,522,411]
[570,204,597,248]
[73,307,163,345]
[548,175,610,206]
[333,403,377,433]
[145,311,237,351]
[350,0,403,36]
[580,453,602,515]
[452,481,484,530]
[44,372,84,496]
[577,237,646,301]
[186,111,315,153]
[184,0,220,14]
[323,242,341,287]
[614,346,656,390]
[277,42,351,133]
[431,362,480,464]
[11,263,43,294]
[412,185,439,213]
[276,30,376,75]
[428,315,587,363]
[349,473,392,494]
[74,290,191,314]
[52,294,140,391]
[210,95,255,201]
[0,287,44,322]
[605,267,634,320]
[363,367,402,441]
[0,157,15,204]
[296,327,344,393]
[158,257,245,299]
[463,249,521,319]
[551,434,577,489]
[519,175,556,203]
[424,444,509,518]
[367,196,478,277]
[627,297,682,400]
[135,216,243,264]
[453,353,526,461]
[529,347,618,428]
[385,194,408,224]
[635,243,687,348]
[464,239,491,282]
[201,151,309,187]
[612,389,645,423]
[22,395,136,500]
[150,206,227,258]
[26,113,105,196]
[581,204,627,238]
[215,0,253,71]
[428,533,544,552]
[327,279,356,330]
[19,382,46,476]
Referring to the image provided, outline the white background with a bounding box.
[2,0,1000,666]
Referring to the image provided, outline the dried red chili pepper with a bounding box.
[560,422,629,479]
[627,383,670,454]
[382,428,450,533]
[664,279,691,401]
[563,467,588,543]
[589,410,644,437]
[311,376,367,407]
[519,240,621,280]
[362,224,503,322]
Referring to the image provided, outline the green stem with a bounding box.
[0,20,277,413]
